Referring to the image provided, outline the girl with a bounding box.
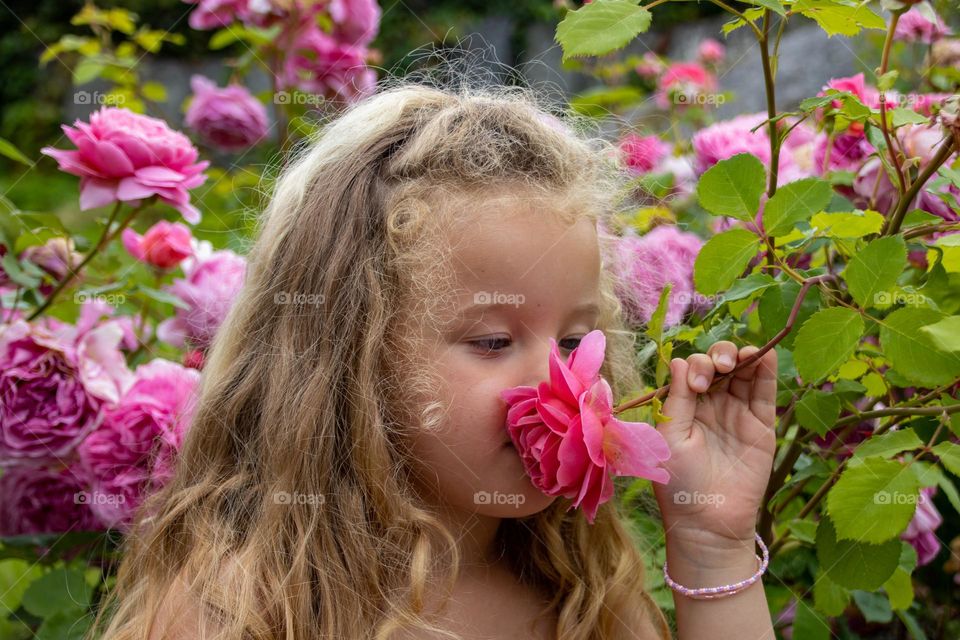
[92,80,778,640]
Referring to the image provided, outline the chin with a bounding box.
[471,481,558,518]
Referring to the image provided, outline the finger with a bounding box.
[750,348,779,427]
[706,340,738,373]
[686,353,715,393]
[661,357,697,426]
[729,345,761,403]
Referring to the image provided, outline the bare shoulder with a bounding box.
[148,558,245,640]
[609,595,673,640]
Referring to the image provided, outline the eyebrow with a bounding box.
[457,300,601,318]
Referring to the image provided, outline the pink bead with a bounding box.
[663,532,769,600]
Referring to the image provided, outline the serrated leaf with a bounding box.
[920,316,960,352]
[793,307,864,383]
[826,457,921,543]
[844,235,907,308]
[763,178,834,236]
[693,229,760,295]
[850,428,923,464]
[795,389,841,436]
[697,153,766,220]
[794,0,886,37]
[21,568,93,618]
[816,516,901,590]
[556,0,652,61]
[880,308,960,386]
[932,441,960,476]
[810,210,885,237]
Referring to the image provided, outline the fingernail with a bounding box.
[694,375,708,390]
[718,355,733,367]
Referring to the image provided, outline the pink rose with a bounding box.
[813,131,874,176]
[698,38,726,65]
[280,25,377,103]
[635,52,665,80]
[0,319,131,464]
[157,247,246,349]
[902,486,944,565]
[895,7,951,45]
[500,330,671,524]
[328,0,381,47]
[0,465,102,535]
[185,75,270,152]
[611,225,705,327]
[77,359,201,530]
[692,112,772,173]
[122,220,194,270]
[182,0,295,30]
[40,107,209,223]
[655,62,718,109]
[19,237,82,282]
[618,133,669,174]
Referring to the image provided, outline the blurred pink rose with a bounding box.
[0,466,102,535]
[280,25,377,103]
[19,237,82,282]
[329,0,381,47]
[40,107,209,223]
[500,330,671,524]
[813,131,875,175]
[157,247,246,349]
[902,486,944,565]
[186,75,270,152]
[655,62,718,109]
[611,224,705,327]
[619,133,669,174]
[635,52,665,80]
[0,319,131,464]
[122,220,194,270]
[77,359,201,530]
[895,7,951,44]
[692,112,771,172]
[698,38,726,65]
[182,0,298,29]
[821,73,881,110]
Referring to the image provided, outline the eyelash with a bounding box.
[468,336,584,355]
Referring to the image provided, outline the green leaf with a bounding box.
[850,428,923,464]
[693,229,761,295]
[932,441,960,476]
[880,308,960,386]
[793,0,886,37]
[763,178,834,236]
[896,610,928,640]
[35,609,92,640]
[826,457,922,543]
[883,567,914,611]
[920,316,960,352]
[792,602,831,640]
[741,0,787,16]
[0,559,44,616]
[718,273,776,304]
[810,210,885,238]
[0,137,31,165]
[758,280,822,350]
[555,0,652,61]
[697,153,766,220]
[795,389,841,436]
[816,516,901,590]
[813,570,850,616]
[844,235,907,308]
[852,590,893,623]
[133,285,189,310]
[891,107,930,127]
[793,307,864,383]
[21,568,93,618]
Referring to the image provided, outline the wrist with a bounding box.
[664,527,761,587]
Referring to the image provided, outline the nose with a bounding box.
[521,336,554,389]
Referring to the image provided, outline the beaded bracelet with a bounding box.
[662,532,769,600]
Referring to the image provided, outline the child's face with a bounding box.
[410,196,602,520]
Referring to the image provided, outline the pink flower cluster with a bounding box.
[0,315,199,534]
[183,0,380,103]
[186,75,270,152]
[894,7,951,45]
[500,330,671,524]
[157,240,247,350]
[609,224,706,328]
[40,107,209,223]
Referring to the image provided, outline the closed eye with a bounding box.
[468,336,584,356]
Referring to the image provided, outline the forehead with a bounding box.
[440,191,601,311]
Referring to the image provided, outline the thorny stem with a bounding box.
[883,138,957,236]
[878,12,908,196]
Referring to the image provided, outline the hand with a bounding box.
[651,342,778,549]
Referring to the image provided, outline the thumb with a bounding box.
[659,357,698,430]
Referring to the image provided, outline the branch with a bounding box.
[883,137,957,236]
